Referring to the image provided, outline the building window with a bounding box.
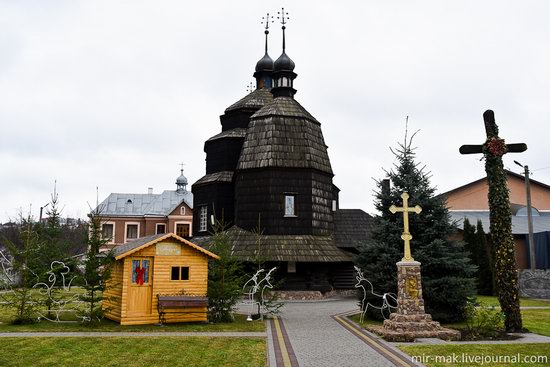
[180,206,186,215]
[176,223,190,237]
[126,224,139,241]
[284,195,296,217]
[171,266,190,281]
[156,224,166,234]
[332,200,337,212]
[102,223,114,242]
[288,261,296,273]
[199,206,207,231]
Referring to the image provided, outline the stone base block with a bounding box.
[367,325,461,342]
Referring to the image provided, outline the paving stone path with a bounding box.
[275,297,398,367]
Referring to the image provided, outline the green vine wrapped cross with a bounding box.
[460,110,526,332]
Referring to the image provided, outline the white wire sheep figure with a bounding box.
[354,266,397,323]
[242,267,277,321]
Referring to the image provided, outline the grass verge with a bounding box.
[0,310,265,333]
[0,337,266,367]
[398,343,550,367]
[476,296,550,308]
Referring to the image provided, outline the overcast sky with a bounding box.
[1,1,550,222]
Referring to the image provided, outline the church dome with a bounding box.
[255,53,274,72]
[176,173,188,186]
[274,51,295,71]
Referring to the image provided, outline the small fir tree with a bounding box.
[0,214,45,324]
[356,131,476,322]
[207,220,244,323]
[79,209,113,324]
[463,218,494,296]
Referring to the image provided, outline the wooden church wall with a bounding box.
[205,138,244,174]
[234,168,334,235]
[220,109,256,131]
[192,182,235,234]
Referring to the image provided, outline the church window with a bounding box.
[287,261,296,273]
[156,223,166,234]
[284,195,296,217]
[199,206,208,232]
[332,200,337,211]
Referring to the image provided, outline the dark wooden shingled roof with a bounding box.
[192,226,352,262]
[193,171,234,187]
[333,209,372,248]
[206,128,247,142]
[236,97,333,174]
[224,88,273,113]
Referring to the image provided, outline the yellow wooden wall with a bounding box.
[103,260,124,322]
[103,239,211,325]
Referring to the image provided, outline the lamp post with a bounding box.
[39,203,49,224]
[514,160,536,270]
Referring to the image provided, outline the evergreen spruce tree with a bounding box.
[207,220,244,323]
[463,219,494,296]
[79,209,113,324]
[356,132,476,322]
[0,214,45,324]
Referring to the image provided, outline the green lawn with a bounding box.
[399,343,550,367]
[0,337,266,367]
[0,310,265,332]
[476,296,550,308]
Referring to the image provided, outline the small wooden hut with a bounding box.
[103,233,219,325]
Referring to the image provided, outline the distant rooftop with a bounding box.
[96,190,193,217]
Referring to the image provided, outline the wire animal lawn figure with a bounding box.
[32,261,84,322]
[242,267,277,321]
[354,266,397,323]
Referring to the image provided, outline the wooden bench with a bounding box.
[157,294,209,325]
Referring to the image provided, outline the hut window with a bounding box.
[171,266,190,281]
[284,195,296,217]
[156,224,166,234]
[132,259,150,284]
[199,206,207,232]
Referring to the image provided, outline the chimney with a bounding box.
[148,187,153,194]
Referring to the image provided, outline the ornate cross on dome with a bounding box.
[389,192,422,262]
[179,162,185,173]
[277,8,290,51]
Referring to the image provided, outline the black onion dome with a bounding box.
[255,53,274,72]
[274,51,295,71]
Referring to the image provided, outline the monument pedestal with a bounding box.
[368,261,460,342]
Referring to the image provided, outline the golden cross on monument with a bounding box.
[389,192,422,262]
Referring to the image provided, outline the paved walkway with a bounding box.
[273,297,404,367]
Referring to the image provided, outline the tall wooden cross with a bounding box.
[459,110,527,154]
[390,192,422,262]
[459,109,526,331]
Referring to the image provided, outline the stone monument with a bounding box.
[370,192,460,341]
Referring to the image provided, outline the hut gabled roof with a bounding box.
[113,233,220,260]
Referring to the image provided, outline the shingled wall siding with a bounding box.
[205,138,244,174]
[234,168,334,235]
[192,182,235,235]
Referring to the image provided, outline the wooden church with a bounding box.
[191,16,371,291]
